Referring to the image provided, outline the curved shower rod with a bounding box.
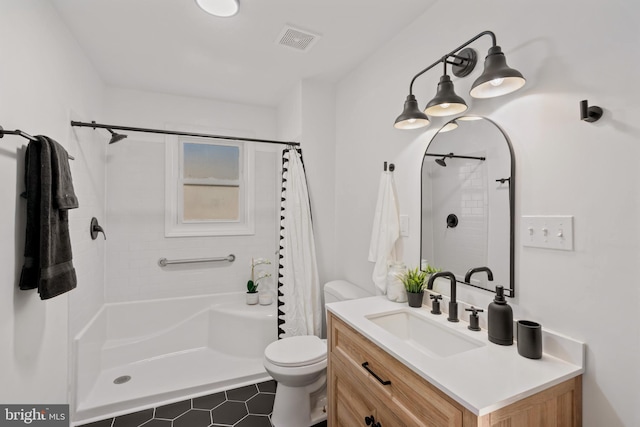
[70,120,300,147]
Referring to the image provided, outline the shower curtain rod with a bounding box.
[0,125,75,160]
[70,121,300,146]
[424,152,486,161]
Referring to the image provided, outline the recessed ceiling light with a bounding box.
[195,0,239,17]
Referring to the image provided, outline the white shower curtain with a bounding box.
[277,147,322,338]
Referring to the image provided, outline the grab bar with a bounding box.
[158,254,236,267]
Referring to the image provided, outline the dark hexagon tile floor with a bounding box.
[77,380,328,427]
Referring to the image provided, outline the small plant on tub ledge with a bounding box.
[247,257,271,305]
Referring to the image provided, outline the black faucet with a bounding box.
[464,266,494,284]
[427,271,459,322]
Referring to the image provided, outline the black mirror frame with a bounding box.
[420,116,516,298]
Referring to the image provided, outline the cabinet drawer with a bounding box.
[330,352,407,427]
[330,314,464,427]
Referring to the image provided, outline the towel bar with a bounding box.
[158,254,236,267]
[0,125,75,160]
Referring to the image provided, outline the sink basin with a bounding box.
[366,309,485,358]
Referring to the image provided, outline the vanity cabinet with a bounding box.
[327,312,582,427]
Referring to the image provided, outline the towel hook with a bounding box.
[90,217,106,240]
[580,100,603,123]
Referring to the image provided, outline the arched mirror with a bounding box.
[421,116,515,297]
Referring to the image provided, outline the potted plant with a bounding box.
[247,258,271,305]
[400,267,428,307]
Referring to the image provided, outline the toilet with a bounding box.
[263,280,371,427]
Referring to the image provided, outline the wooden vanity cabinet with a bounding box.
[327,312,582,427]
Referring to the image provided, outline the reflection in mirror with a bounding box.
[421,116,515,297]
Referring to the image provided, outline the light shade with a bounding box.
[424,75,468,117]
[470,46,525,99]
[394,95,430,129]
[195,0,239,17]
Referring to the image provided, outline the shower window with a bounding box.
[165,137,255,237]
[182,143,240,221]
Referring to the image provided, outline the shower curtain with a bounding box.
[277,147,321,338]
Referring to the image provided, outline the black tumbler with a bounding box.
[517,320,542,359]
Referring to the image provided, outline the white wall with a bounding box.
[0,1,105,404]
[277,79,337,284]
[103,88,280,302]
[277,82,302,142]
[300,80,337,283]
[334,0,639,425]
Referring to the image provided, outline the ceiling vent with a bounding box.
[276,25,321,52]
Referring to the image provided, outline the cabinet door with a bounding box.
[488,376,582,427]
[330,355,378,427]
[375,400,414,427]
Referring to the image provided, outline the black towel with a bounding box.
[19,136,78,300]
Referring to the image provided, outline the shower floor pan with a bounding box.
[73,293,277,424]
[75,347,270,424]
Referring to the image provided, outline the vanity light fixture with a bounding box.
[195,0,239,17]
[469,46,526,99]
[394,95,430,129]
[394,31,525,130]
[424,68,469,117]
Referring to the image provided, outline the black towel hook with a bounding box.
[90,217,106,240]
[580,100,603,123]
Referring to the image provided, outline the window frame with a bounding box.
[165,135,255,237]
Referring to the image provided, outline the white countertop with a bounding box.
[327,296,585,416]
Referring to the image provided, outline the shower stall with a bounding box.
[69,122,301,424]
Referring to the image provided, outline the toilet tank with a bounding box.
[324,280,372,304]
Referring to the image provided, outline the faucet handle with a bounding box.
[465,306,484,315]
[429,294,442,315]
[466,306,483,331]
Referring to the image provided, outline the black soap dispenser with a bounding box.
[488,285,513,345]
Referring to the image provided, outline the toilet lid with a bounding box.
[265,336,327,367]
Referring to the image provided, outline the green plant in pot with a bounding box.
[400,267,428,307]
[247,257,271,305]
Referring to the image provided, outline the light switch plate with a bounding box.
[521,215,574,251]
[400,214,409,237]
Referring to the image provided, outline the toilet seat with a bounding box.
[265,336,327,367]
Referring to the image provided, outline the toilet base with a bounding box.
[309,384,328,425]
[271,381,326,427]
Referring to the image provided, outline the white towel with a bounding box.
[368,171,401,295]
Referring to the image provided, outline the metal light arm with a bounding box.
[407,30,497,95]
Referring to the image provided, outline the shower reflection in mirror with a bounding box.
[421,116,515,297]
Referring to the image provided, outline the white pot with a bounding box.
[246,292,259,305]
